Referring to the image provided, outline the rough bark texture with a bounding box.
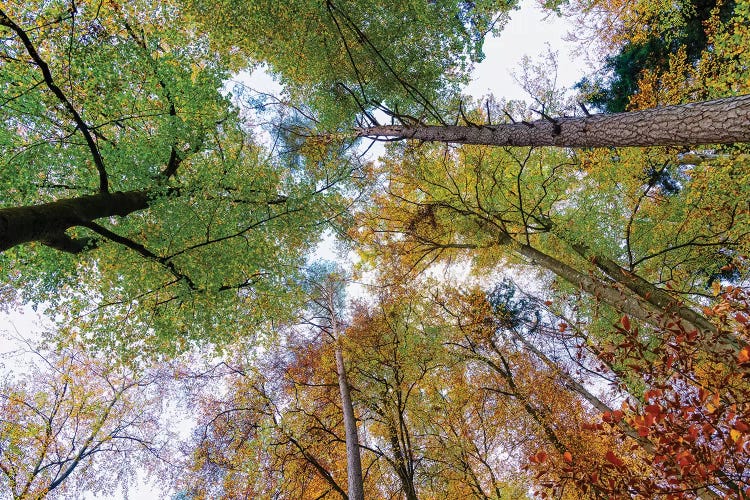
[0,190,151,252]
[334,335,365,500]
[358,95,750,147]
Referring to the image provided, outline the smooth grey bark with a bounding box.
[332,315,365,500]
[515,239,736,350]
[384,420,419,500]
[334,335,365,500]
[0,190,151,252]
[358,95,750,147]
[567,242,717,334]
[513,241,664,328]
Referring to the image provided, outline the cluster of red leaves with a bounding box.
[529,286,750,499]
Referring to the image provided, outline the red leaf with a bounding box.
[645,404,661,416]
[621,315,631,330]
[688,424,700,442]
[558,322,568,332]
[605,450,625,467]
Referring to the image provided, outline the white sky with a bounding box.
[466,3,582,100]
[0,1,586,498]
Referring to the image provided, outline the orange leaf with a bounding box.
[739,347,750,364]
[563,451,573,463]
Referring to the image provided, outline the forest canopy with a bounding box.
[1,0,749,498]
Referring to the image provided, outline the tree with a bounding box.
[357,94,750,147]
[0,1,352,356]
[528,286,750,498]
[354,133,746,356]
[181,0,517,127]
[303,263,365,500]
[177,354,353,499]
[0,341,170,499]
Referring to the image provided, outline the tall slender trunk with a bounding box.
[386,420,419,500]
[0,190,151,252]
[358,95,750,147]
[333,322,365,500]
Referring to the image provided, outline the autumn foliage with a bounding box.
[528,287,750,499]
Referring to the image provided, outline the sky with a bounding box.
[0,1,586,497]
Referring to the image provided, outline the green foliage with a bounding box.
[576,0,737,112]
[0,1,351,359]
[182,0,516,126]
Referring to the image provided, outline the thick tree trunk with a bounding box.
[334,335,365,500]
[567,242,717,335]
[514,242,663,327]
[358,95,750,147]
[513,241,741,354]
[0,190,151,252]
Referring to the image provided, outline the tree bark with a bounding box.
[386,421,420,500]
[334,335,365,500]
[358,95,750,147]
[514,241,663,328]
[0,190,151,252]
[567,242,717,335]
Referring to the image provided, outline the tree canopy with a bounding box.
[1,0,750,498]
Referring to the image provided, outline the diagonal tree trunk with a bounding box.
[358,95,750,147]
[566,241,717,335]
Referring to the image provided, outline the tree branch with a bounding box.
[0,9,109,192]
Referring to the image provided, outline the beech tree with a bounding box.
[303,264,365,500]
[354,131,747,357]
[0,1,359,356]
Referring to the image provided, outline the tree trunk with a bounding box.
[567,242,717,335]
[358,95,750,147]
[334,338,365,500]
[0,190,151,252]
[514,241,663,327]
[386,421,420,500]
